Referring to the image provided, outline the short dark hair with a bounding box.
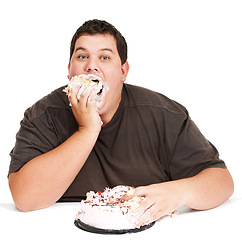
[70,19,128,65]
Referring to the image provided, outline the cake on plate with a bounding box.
[74,185,155,234]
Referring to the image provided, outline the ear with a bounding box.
[67,61,71,80]
[121,61,129,82]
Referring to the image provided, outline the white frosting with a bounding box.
[75,186,143,230]
[63,74,109,108]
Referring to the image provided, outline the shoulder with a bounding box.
[24,85,70,121]
[123,83,188,116]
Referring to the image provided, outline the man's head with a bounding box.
[68,19,129,121]
[70,19,128,65]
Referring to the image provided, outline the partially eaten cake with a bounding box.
[74,185,155,233]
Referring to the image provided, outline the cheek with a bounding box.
[105,68,123,89]
[69,61,84,77]
[104,62,123,79]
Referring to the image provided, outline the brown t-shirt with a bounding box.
[9,83,226,201]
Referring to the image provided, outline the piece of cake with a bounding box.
[74,185,155,233]
[63,74,109,107]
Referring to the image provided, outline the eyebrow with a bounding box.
[100,48,114,53]
[75,47,87,53]
[75,47,114,53]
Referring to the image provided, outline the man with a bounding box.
[8,19,234,226]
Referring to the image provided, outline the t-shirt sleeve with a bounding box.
[168,116,226,180]
[8,111,57,176]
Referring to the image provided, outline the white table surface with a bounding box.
[0,198,241,240]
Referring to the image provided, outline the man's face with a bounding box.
[68,34,129,117]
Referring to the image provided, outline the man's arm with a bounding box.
[132,168,234,226]
[9,86,101,212]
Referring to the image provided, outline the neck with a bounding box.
[99,83,124,127]
[100,96,121,126]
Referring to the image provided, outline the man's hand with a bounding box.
[132,181,185,227]
[132,168,233,227]
[68,85,102,133]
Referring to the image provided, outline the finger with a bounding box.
[134,201,155,226]
[87,88,97,103]
[78,84,87,97]
[130,197,154,227]
[138,197,154,214]
[152,209,164,222]
[79,85,91,98]
[128,186,152,215]
[136,203,167,227]
[78,86,93,107]
[138,209,154,226]
[68,87,79,105]
[86,95,97,110]
[140,210,164,227]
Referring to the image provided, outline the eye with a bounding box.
[101,56,110,60]
[78,55,87,60]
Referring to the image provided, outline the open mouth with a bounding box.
[64,74,109,107]
[87,74,108,99]
[91,79,103,96]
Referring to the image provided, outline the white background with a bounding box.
[0,0,241,204]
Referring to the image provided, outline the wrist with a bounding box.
[175,178,194,207]
[77,124,101,135]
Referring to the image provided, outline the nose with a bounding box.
[85,58,99,73]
